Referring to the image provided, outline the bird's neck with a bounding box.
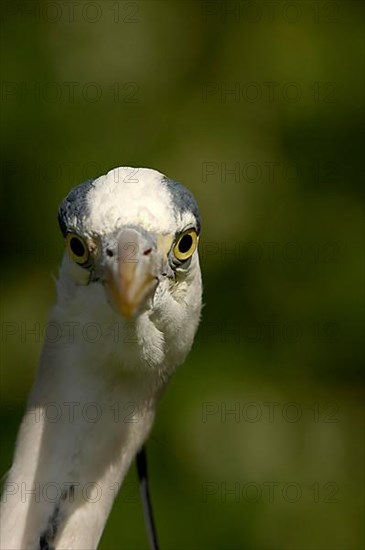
[1,266,201,549]
[1,305,161,549]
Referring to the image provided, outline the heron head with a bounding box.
[57,167,201,320]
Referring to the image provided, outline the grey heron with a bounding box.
[0,167,202,549]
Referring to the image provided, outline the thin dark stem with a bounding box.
[136,446,160,550]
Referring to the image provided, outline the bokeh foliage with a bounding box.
[0,1,364,549]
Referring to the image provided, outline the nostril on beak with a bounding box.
[143,248,152,256]
[106,248,114,257]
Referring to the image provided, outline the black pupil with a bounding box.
[178,234,193,254]
[70,237,85,257]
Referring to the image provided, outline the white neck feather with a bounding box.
[1,255,202,549]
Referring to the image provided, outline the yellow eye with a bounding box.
[65,233,89,265]
[173,229,198,262]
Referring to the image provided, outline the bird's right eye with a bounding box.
[66,233,89,265]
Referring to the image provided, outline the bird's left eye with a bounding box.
[173,229,198,262]
[66,233,89,265]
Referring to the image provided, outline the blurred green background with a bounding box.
[0,1,364,549]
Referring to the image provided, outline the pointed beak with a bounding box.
[103,227,161,319]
